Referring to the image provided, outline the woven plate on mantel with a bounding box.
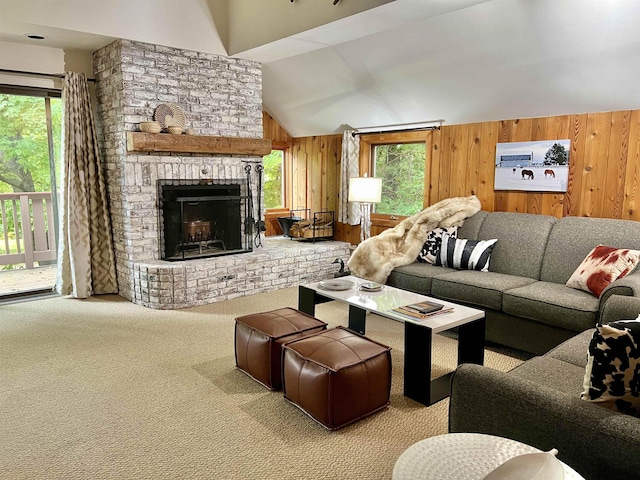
[153,103,186,129]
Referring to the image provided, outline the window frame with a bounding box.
[358,131,431,224]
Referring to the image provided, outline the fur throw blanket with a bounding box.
[347,195,482,284]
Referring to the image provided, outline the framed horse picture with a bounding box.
[494,139,570,192]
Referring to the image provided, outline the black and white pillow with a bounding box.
[434,233,497,271]
[417,226,458,264]
[581,319,640,417]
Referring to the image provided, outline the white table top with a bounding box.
[302,275,484,333]
[392,433,585,480]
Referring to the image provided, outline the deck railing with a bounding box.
[0,192,57,269]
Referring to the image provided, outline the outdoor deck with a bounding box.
[0,264,57,296]
[1,191,57,297]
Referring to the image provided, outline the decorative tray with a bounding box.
[359,282,384,292]
[318,279,354,291]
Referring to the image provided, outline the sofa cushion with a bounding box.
[417,226,458,264]
[541,216,640,285]
[386,262,456,295]
[432,271,536,311]
[475,212,556,279]
[566,245,640,297]
[545,329,592,368]
[503,281,599,332]
[456,210,488,240]
[509,355,586,395]
[434,233,497,271]
[581,320,640,417]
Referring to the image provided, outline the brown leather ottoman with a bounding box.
[235,307,327,390]
[282,326,392,430]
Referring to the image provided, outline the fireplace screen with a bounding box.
[158,179,252,261]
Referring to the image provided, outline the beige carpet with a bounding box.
[0,288,524,480]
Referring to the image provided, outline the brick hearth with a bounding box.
[132,237,350,309]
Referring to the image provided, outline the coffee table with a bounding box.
[298,276,485,406]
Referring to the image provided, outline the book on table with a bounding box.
[392,300,454,320]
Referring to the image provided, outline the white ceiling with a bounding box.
[1,0,640,137]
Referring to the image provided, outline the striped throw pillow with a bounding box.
[435,233,497,271]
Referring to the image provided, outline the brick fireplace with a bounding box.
[93,40,350,309]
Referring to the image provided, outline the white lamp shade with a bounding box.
[348,177,382,203]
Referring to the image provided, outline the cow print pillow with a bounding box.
[581,319,640,417]
[417,226,458,264]
[566,245,640,297]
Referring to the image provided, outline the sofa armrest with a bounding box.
[600,269,640,302]
[599,293,640,324]
[598,272,640,321]
[449,363,640,480]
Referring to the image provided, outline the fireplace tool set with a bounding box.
[244,163,266,248]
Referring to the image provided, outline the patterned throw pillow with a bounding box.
[581,319,640,417]
[434,233,497,271]
[417,226,458,264]
[566,245,640,297]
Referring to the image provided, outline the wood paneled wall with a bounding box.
[262,112,342,235]
[263,111,342,218]
[263,111,292,145]
[264,109,640,245]
[430,111,640,220]
[290,135,341,215]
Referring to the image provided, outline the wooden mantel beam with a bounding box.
[126,132,272,156]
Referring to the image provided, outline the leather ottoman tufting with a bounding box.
[282,326,392,430]
[235,307,327,390]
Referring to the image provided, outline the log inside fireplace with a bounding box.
[158,179,252,261]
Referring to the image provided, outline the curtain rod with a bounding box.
[351,119,444,136]
[0,68,96,82]
[351,125,441,137]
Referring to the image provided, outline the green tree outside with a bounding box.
[0,93,61,264]
[263,149,283,209]
[0,94,61,193]
[374,143,425,215]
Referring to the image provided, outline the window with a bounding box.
[359,131,428,218]
[372,143,426,215]
[263,149,284,209]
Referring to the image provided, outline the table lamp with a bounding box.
[348,175,382,243]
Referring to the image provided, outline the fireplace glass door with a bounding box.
[159,180,252,261]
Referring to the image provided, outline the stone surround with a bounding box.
[91,39,349,308]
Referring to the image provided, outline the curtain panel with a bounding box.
[338,130,361,225]
[56,72,117,298]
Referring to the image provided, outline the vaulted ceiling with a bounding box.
[2,0,640,137]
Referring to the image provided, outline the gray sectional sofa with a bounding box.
[386,210,640,354]
[449,295,640,480]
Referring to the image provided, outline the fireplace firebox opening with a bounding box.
[158,179,252,261]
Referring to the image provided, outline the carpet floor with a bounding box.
[0,287,524,479]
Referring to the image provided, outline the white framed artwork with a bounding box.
[494,139,570,192]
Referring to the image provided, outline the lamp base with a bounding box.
[359,202,373,243]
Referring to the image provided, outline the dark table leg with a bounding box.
[299,286,368,333]
[298,285,318,316]
[348,305,367,334]
[403,320,435,405]
[458,317,486,366]
[403,316,486,406]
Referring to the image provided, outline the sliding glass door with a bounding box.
[0,86,61,297]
